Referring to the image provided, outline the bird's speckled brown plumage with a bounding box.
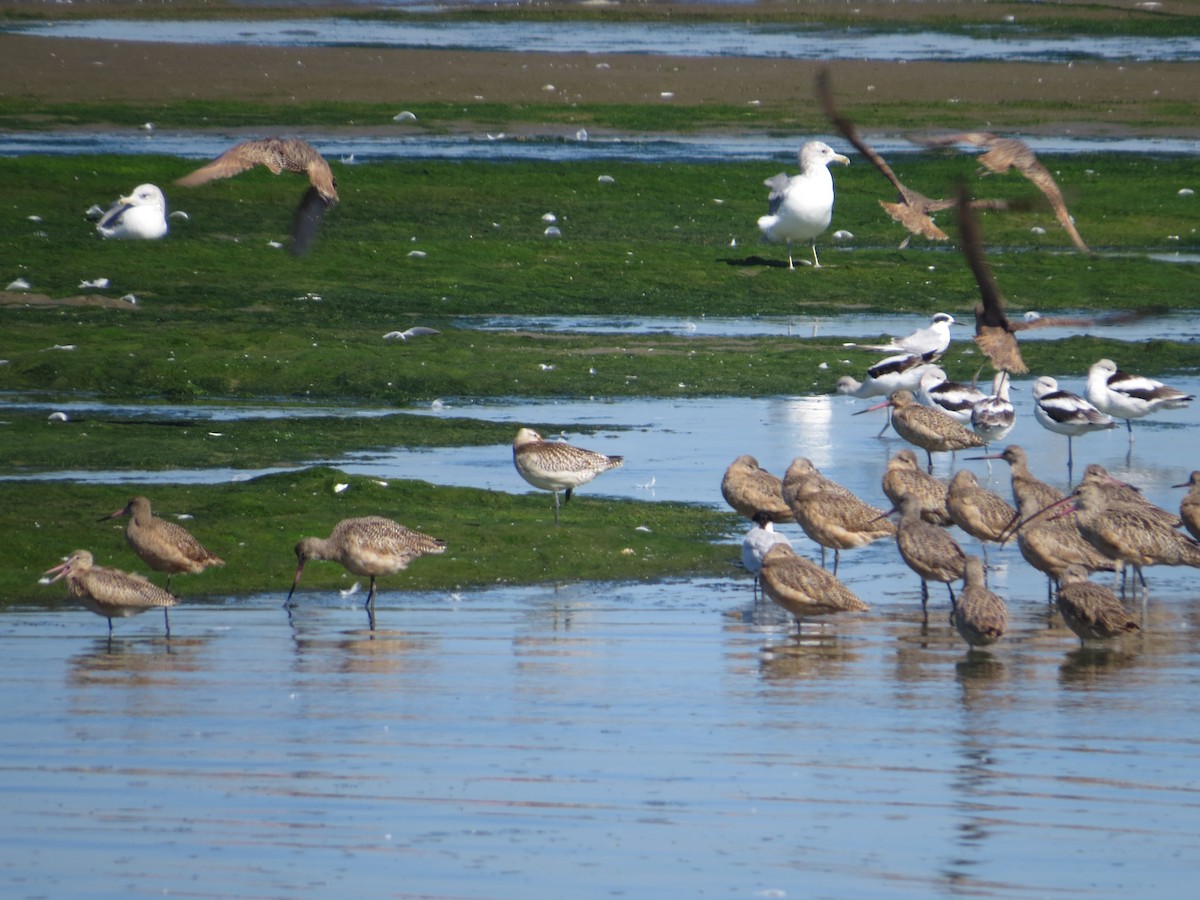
[783,457,895,574]
[515,428,625,524]
[102,495,224,590]
[950,556,1008,648]
[882,450,951,526]
[758,543,869,623]
[720,454,793,524]
[1056,565,1140,644]
[894,493,967,608]
[43,549,177,634]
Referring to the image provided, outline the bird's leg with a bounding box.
[107,617,114,635]
[364,576,378,609]
[552,491,561,526]
[163,608,171,639]
[810,240,821,269]
[876,408,892,438]
[165,574,174,592]
[833,549,840,577]
[946,582,957,606]
[819,546,827,569]
[1126,418,1134,444]
[925,449,935,474]
[920,580,929,610]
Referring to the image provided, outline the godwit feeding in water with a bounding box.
[1032,375,1116,481]
[42,549,178,635]
[860,390,985,472]
[971,372,1016,446]
[176,137,338,255]
[782,457,895,575]
[946,469,1017,562]
[917,367,986,426]
[950,556,1008,649]
[513,428,624,525]
[892,493,967,610]
[881,449,951,526]
[758,543,869,627]
[100,495,224,590]
[756,139,849,268]
[720,455,793,524]
[1173,471,1200,541]
[741,511,793,597]
[852,313,956,360]
[287,516,447,608]
[1085,358,1194,443]
[1055,565,1140,645]
[95,184,169,240]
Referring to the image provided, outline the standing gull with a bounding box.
[1032,375,1117,481]
[741,511,793,597]
[513,428,624,525]
[100,495,225,590]
[1085,358,1194,443]
[176,137,338,255]
[42,549,178,636]
[95,184,169,240]
[757,140,849,269]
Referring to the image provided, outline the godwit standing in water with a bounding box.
[1080,464,1180,530]
[782,457,895,575]
[1032,375,1116,482]
[42,549,178,635]
[918,367,986,426]
[287,516,446,608]
[892,492,967,609]
[1055,565,1140,645]
[176,137,338,254]
[881,449,951,526]
[946,469,1017,562]
[95,183,169,240]
[971,372,1016,446]
[950,556,1008,648]
[100,495,224,590]
[514,428,624,525]
[1085,358,1194,443]
[861,390,985,473]
[741,511,793,597]
[720,454,793,524]
[758,543,869,626]
[853,313,956,360]
[756,140,849,269]
[1173,471,1200,541]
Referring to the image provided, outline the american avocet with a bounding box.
[1085,358,1194,442]
[1032,375,1116,482]
[918,367,986,426]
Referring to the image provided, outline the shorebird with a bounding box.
[514,428,625,525]
[720,454,794,524]
[176,137,338,255]
[836,352,938,399]
[971,371,1017,446]
[950,556,1008,648]
[946,469,1017,562]
[741,511,793,597]
[892,493,967,610]
[917,131,1090,253]
[860,390,985,472]
[1173,471,1200,541]
[287,516,446,608]
[1085,358,1194,442]
[881,449,952,526]
[756,139,849,268]
[1080,464,1180,530]
[383,327,440,342]
[1032,375,1117,481]
[917,367,986,426]
[100,495,224,590]
[42,549,178,635]
[758,543,869,625]
[782,457,896,574]
[95,184,169,240]
[852,313,956,360]
[1055,565,1140,645]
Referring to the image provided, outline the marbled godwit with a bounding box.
[42,549,178,635]
[1173,471,1200,541]
[95,184,168,240]
[918,131,1090,253]
[100,495,224,590]
[1085,358,1194,443]
[854,314,956,360]
[287,516,446,608]
[514,428,625,525]
[836,352,937,400]
[758,543,869,625]
[782,457,895,574]
[971,372,1016,445]
[1056,565,1140,645]
[1080,464,1180,530]
[720,454,793,524]
[946,469,1017,560]
[756,140,849,269]
[882,449,951,526]
[950,556,1008,648]
[893,493,967,609]
[741,511,793,597]
[861,390,985,473]
[1032,375,1116,481]
[176,137,338,255]
[918,367,986,426]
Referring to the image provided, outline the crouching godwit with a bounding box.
[514,428,624,525]
[720,454,793,524]
[1056,565,1140,645]
[860,390,984,472]
[100,495,224,590]
[758,543,869,626]
[950,556,1008,648]
[42,549,178,635]
[741,511,793,597]
[782,457,895,574]
[288,516,447,608]
[1086,358,1194,443]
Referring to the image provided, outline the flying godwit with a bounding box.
[1032,375,1117,481]
[1173,471,1200,541]
[720,455,793,524]
[741,511,793,597]
[176,137,338,255]
[42,549,178,635]
[1085,358,1194,443]
[287,516,446,608]
[892,493,967,609]
[918,367,986,426]
[782,457,895,574]
[881,449,952,526]
[853,313,956,360]
[100,495,224,590]
[950,556,1008,648]
[1055,565,1140,645]
[95,184,169,240]
[946,469,1017,561]
[971,371,1017,446]
[758,543,869,626]
[756,140,849,269]
[860,390,985,473]
[513,428,625,525]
